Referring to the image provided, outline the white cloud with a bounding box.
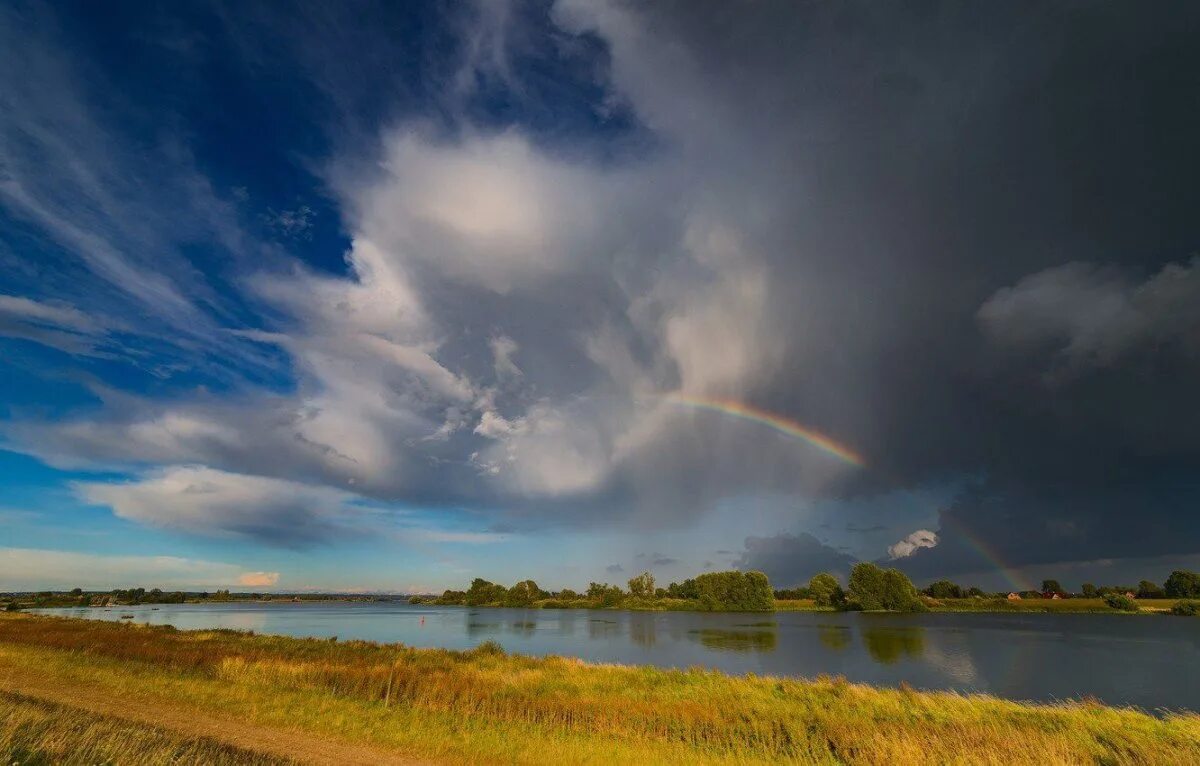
[0,547,268,590]
[75,466,364,546]
[888,529,938,560]
[237,571,281,587]
[490,335,522,379]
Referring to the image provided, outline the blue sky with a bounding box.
[3,1,1200,593]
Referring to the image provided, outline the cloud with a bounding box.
[237,571,280,587]
[733,533,856,587]
[2,0,1200,577]
[0,547,268,590]
[978,258,1200,377]
[75,466,365,546]
[888,530,938,560]
[489,335,522,379]
[605,563,624,573]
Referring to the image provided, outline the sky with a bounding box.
[2,1,1200,594]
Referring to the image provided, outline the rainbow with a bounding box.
[941,515,1035,592]
[663,392,865,467]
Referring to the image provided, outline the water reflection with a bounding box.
[817,624,852,651]
[863,626,925,664]
[32,603,1200,711]
[467,621,502,637]
[629,613,658,648]
[588,617,619,640]
[689,628,777,652]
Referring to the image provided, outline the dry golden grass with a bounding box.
[0,689,290,765]
[2,613,1198,765]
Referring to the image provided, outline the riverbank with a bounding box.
[3,613,1198,765]
[417,596,1187,614]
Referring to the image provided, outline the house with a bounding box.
[1007,592,1022,600]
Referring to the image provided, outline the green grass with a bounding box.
[3,613,1199,764]
[0,690,289,765]
[925,597,1184,613]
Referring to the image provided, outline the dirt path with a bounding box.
[0,665,429,766]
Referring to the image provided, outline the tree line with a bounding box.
[418,570,777,612]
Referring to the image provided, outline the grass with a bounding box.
[2,613,1199,764]
[0,690,289,765]
[925,598,1184,613]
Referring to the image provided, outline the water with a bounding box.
[35,602,1200,712]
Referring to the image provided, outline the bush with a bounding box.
[1170,600,1199,616]
[1103,593,1138,612]
[472,639,505,656]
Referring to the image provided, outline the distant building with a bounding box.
[1007,592,1022,600]
[1041,591,1062,599]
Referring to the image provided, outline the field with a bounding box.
[2,614,1199,765]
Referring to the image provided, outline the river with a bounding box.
[34,602,1200,712]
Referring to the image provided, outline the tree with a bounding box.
[848,562,888,611]
[848,562,923,612]
[966,586,985,598]
[924,579,963,599]
[586,582,625,606]
[504,580,542,607]
[666,579,699,600]
[1041,579,1063,595]
[69,587,83,596]
[627,571,656,598]
[465,578,507,606]
[557,588,580,600]
[808,573,842,607]
[691,571,774,611]
[1136,580,1165,599]
[1164,570,1200,599]
[1081,583,1098,598]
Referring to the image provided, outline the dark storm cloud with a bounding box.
[603,0,1200,570]
[733,533,857,587]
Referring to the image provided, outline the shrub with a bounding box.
[472,639,505,656]
[1103,593,1138,612]
[1170,600,1199,616]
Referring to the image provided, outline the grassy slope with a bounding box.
[3,614,1199,765]
[1,690,290,766]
